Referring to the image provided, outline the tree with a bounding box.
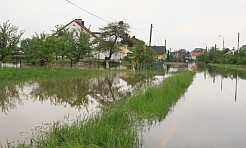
[73,29,91,62]
[129,40,156,68]
[30,33,57,66]
[0,21,24,66]
[99,21,130,60]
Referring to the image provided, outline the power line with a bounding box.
[66,0,110,23]
[153,29,163,45]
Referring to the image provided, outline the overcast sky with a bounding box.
[1,0,246,51]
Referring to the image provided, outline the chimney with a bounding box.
[75,19,84,26]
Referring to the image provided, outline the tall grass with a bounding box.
[18,71,195,148]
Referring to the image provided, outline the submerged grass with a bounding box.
[211,64,246,71]
[0,67,107,86]
[18,70,195,148]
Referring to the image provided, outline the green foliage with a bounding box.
[197,45,246,65]
[99,21,130,60]
[0,21,24,62]
[129,40,157,64]
[20,27,92,66]
[18,71,195,147]
[72,29,92,61]
[211,64,246,71]
[0,67,107,86]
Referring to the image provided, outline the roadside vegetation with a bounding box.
[197,45,246,65]
[165,62,187,65]
[210,64,246,71]
[17,70,195,148]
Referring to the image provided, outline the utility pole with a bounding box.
[164,39,167,58]
[237,32,240,50]
[149,24,153,48]
[237,32,240,66]
[219,35,225,50]
[148,24,153,69]
[214,44,217,63]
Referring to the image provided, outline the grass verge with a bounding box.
[165,62,187,65]
[211,64,246,71]
[18,70,195,148]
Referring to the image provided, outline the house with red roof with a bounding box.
[191,51,203,61]
[62,19,121,62]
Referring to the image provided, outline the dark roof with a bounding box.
[150,46,166,55]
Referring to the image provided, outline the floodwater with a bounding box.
[0,71,166,146]
[142,65,246,148]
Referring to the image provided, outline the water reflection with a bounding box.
[202,65,246,102]
[0,83,25,114]
[0,71,165,145]
[142,65,246,148]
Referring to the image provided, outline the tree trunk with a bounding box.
[108,36,118,60]
[62,56,64,67]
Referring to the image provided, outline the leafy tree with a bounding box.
[129,40,156,68]
[20,38,33,64]
[73,29,91,62]
[99,21,130,60]
[30,33,56,66]
[0,21,24,65]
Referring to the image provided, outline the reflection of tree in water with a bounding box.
[30,74,126,109]
[0,83,25,114]
[31,72,160,109]
[122,72,159,94]
[206,66,246,79]
[31,78,91,109]
[0,72,163,113]
[89,73,127,105]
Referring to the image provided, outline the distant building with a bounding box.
[191,51,203,61]
[150,46,166,60]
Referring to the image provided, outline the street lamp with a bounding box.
[219,35,225,50]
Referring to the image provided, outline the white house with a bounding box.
[63,19,121,62]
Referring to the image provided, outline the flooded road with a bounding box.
[142,66,246,148]
[0,71,166,146]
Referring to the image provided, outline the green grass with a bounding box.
[0,67,107,86]
[165,62,187,65]
[211,64,246,71]
[18,70,195,148]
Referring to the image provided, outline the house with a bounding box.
[150,46,166,60]
[224,48,236,56]
[183,52,192,62]
[62,19,97,39]
[191,51,203,61]
[171,49,186,62]
[62,19,121,62]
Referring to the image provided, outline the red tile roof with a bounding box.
[56,19,98,38]
[191,51,202,57]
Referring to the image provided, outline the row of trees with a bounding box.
[0,20,162,68]
[197,45,246,65]
[21,28,91,66]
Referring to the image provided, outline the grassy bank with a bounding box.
[18,70,195,148]
[0,67,107,86]
[165,62,187,65]
[211,64,246,71]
